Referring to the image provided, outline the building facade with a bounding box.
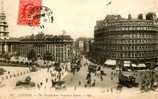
[75,37,93,55]
[0,34,73,63]
[93,13,158,66]
[19,34,73,62]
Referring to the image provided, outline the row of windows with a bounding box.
[109,52,154,58]
[104,26,156,32]
[19,44,72,60]
[108,34,153,38]
[109,39,155,44]
[20,48,72,62]
[20,48,71,55]
[109,46,154,51]
[103,21,154,26]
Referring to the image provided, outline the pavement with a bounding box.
[0,59,158,99]
[0,57,149,90]
[0,66,30,88]
[63,64,118,89]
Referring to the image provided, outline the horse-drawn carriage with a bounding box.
[118,73,138,88]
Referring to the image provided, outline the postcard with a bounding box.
[0,0,158,99]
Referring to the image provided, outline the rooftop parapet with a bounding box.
[95,13,158,31]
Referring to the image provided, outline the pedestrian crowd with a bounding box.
[35,63,69,89]
[84,66,107,87]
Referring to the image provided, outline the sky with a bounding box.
[2,0,158,39]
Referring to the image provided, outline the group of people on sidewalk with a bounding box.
[84,66,107,87]
[35,63,69,89]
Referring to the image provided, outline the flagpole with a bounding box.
[106,1,112,15]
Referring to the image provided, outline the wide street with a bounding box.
[0,60,118,90]
[0,57,155,90]
[0,58,158,99]
[0,58,156,91]
[63,63,118,89]
[0,65,158,99]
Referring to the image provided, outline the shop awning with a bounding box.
[137,64,146,67]
[124,63,130,67]
[132,64,136,67]
[104,59,116,65]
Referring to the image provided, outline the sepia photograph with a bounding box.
[0,0,158,99]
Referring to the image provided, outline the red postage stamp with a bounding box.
[17,0,42,26]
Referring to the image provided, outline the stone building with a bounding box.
[93,13,158,66]
[19,34,73,62]
[75,37,93,55]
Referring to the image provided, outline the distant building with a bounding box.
[0,34,73,63]
[75,37,93,55]
[93,13,158,66]
[19,34,73,62]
